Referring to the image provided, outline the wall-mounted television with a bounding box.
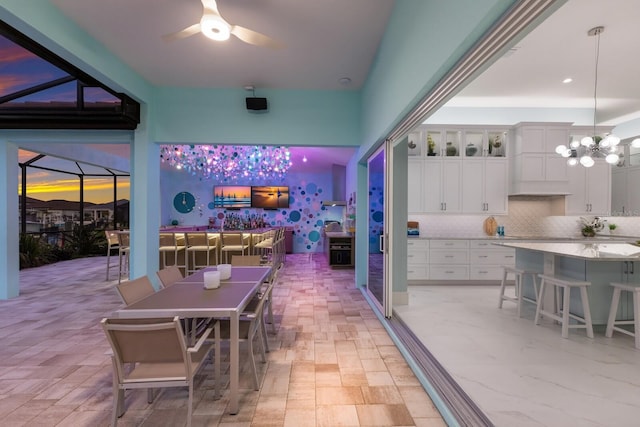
[213,186,251,208]
[251,186,289,209]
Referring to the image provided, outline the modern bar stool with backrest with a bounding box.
[498,266,539,317]
[159,232,187,274]
[253,229,274,257]
[105,230,121,281]
[116,231,130,284]
[219,232,251,264]
[535,274,594,339]
[185,232,218,274]
[605,282,640,349]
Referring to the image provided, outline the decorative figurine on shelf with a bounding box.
[489,134,503,156]
[427,134,436,156]
[446,141,457,156]
[465,143,478,157]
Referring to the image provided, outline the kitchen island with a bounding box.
[497,241,640,325]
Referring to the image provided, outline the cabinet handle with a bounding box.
[505,255,514,258]
[445,255,454,258]
[479,255,488,258]
[444,202,447,211]
[479,270,488,274]
[631,262,635,275]
[445,270,454,274]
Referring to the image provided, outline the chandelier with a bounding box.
[160,145,292,182]
[555,26,621,168]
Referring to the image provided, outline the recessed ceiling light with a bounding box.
[338,77,352,86]
[562,77,573,84]
[303,155,308,162]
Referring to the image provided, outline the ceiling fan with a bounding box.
[163,0,282,49]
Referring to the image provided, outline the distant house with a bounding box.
[18,196,129,231]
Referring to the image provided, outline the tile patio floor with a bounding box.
[0,254,445,426]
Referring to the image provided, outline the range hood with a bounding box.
[322,164,347,207]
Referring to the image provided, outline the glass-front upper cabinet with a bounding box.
[463,131,483,157]
[408,126,509,158]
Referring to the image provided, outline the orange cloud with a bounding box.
[0,45,36,63]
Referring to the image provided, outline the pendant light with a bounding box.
[555,26,621,167]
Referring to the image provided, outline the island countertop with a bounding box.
[496,241,640,261]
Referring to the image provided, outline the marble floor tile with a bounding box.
[395,284,640,427]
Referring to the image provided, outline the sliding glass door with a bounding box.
[366,143,389,314]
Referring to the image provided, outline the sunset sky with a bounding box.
[19,150,130,204]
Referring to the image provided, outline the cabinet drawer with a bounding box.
[469,249,515,265]
[430,240,469,249]
[430,250,468,264]
[407,251,428,265]
[407,239,429,250]
[469,240,502,249]
[469,266,505,280]
[408,266,429,280]
[429,265,469,280]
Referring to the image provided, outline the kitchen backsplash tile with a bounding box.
[409,197,640,238]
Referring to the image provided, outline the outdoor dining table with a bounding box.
[114,265,271,415]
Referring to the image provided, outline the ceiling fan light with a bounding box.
[555,144,567,155]
[570,139,581,149]
[600,137,611,148]
[561,148,571,158]
[631,138,640,148]
[605,153,620,164]
[581,136,594,147]
[201,15,230,41]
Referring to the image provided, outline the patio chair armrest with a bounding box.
[188,321,217,353]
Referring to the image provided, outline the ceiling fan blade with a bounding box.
[201,0,220,14]
[162,23,202,42]
[231,25,283,49]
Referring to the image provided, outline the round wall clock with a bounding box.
[173,191,196,213]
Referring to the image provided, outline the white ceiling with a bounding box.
[47,0,640,171]
[447,0,640,126]
[49,0,386,172]
[50,0,394,90]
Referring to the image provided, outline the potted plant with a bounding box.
[608,223,617,233]
[427,134,436,156]
[579,216,603,237]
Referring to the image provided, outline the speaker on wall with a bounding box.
[246,97,268,111]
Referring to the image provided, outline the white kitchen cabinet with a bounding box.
[423,159,462,213]
[565,159,611,215]
[407,239,429,280]
[610,165,640,216]
[462,158,508,214]
[468,240,516,281]
[407,159,423,213]
[407,239,516,283]
[510,123,571,195]
[428,240,469,281]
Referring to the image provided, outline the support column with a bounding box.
[129,104,161,288]
[0,139,19,299]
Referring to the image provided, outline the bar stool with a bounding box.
[117,231,130,284]
[605,282,640,349]
[497,266,539,317]
[105,230,120,281]
[185,232,218,274]
[535,274,594,339]
[159,232,187,273]
[219,232,251,264]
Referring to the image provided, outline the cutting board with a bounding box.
[483,216,498,236]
